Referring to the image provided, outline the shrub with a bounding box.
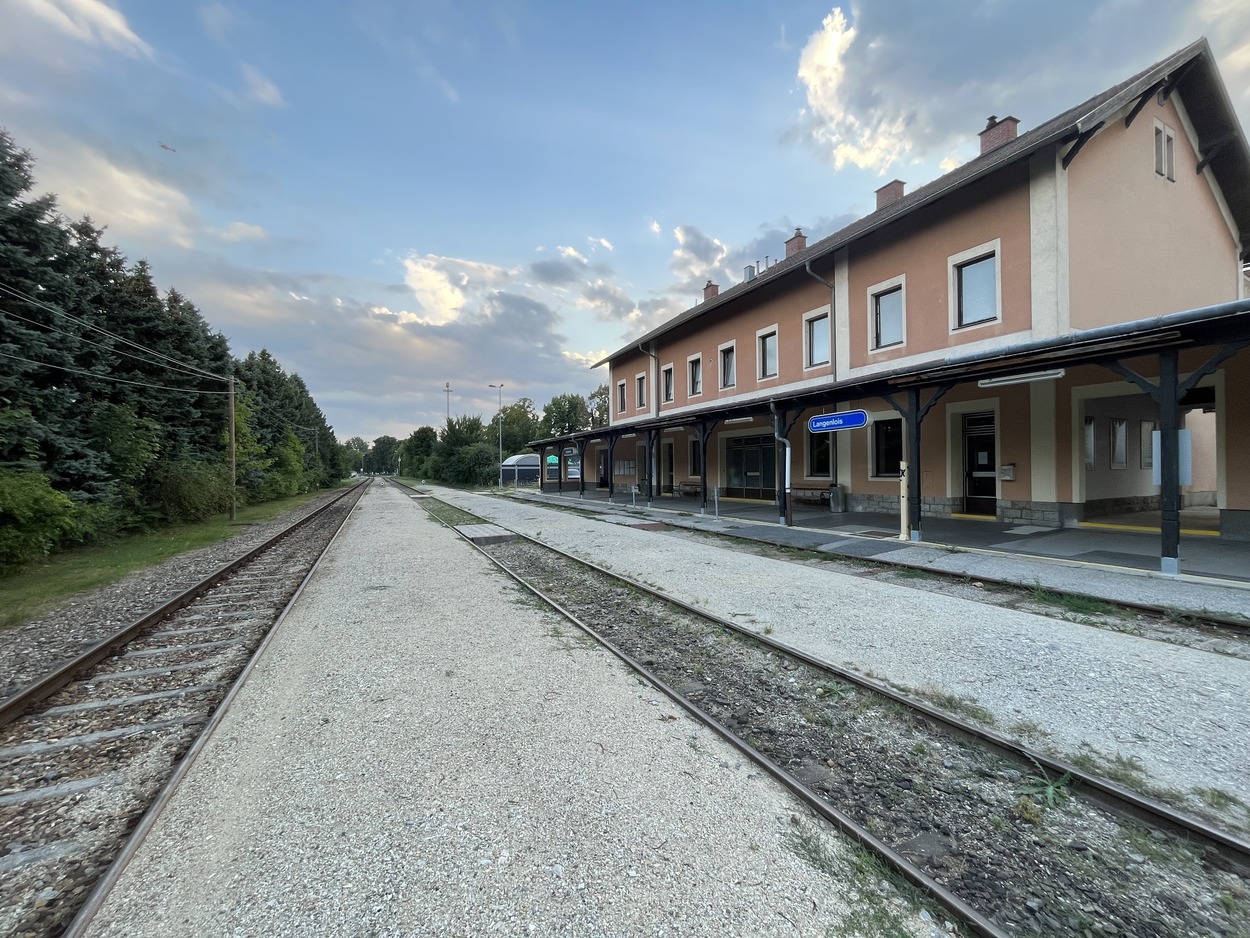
[150,459,232,524]
[0,469,77,569]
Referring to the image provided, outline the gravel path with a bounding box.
[82,481,943,938]
[434,487,1250,807]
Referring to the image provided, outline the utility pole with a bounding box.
[444,381,452,424]
[228,375,236,521]
[489,383,504,488]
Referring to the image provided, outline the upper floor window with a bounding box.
[661,365,674,403]
[635,373,646,409]
[758,328,778,379]
[872,282,904,349]
[719,343,736,388]
[616,381,626,414]
[689,356,702,396]
[805,311,830,367]
[1155,121,1175,181]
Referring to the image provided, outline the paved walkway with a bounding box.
[82,481,933,938]
[521,486,1250,621]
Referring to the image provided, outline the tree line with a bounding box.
[0,130,355,571]
[353,385,609,486]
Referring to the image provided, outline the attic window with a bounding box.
[1154,121,1175,181]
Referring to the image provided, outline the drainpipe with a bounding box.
[770,400,792,526]
[637,340,659,501]
[804,261,836,381]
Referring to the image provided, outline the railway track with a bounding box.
[409,489,1250,938]
[0,480,368,938]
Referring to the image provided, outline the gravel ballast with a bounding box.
[432,487,1250,808]
[81,482,942,937]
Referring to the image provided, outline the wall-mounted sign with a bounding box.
[808,410,870,433]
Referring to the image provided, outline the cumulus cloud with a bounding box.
[589,236,613,251]
[578,279,637,323]
[241,63,285,108]
[401,253,516,326]
[648,219,661,235]
[668,224,728,287]
[529,258,582,286]
[558,245,587,263]
[13,0,151,58]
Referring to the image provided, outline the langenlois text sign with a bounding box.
[807,410,870,433]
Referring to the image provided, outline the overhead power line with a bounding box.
[0,350,234,395]
[0,280,228,383]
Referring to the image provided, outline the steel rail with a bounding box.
[405,492,1006,937]
[60,478,371,937]
[400,486,1250,870]
[0,480,369,730]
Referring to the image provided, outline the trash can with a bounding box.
[827,484,845,513]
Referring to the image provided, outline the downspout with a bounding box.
[637,340,660,501]
[770,400,792,526]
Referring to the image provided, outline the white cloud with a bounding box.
[401,253,516,326]
[669,224,728,285]
[589,236,613,251]
[648,219,661,235]
[13,0,151,58]
[199,2,235,43]
[563,348,609,369]
[241,63,286,108]
[558,245,587,263]
[210,220,267,242]
[797,8,910,172]
[577,279,637,323]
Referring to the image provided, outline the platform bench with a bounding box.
[675,481,702,497]
[792,487,834,507]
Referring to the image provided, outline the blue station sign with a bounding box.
[808,409,869,433]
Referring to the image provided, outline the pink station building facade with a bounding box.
[534,39,1250,550]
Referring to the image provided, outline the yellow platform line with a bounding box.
[1079,521,1220,537]
[948,513,998,522]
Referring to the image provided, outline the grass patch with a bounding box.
[0,491,328,632]
[891,566,936,581]
[1029,583,1119,618]
[909,685,997,727]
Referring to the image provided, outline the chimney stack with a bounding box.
[785,227,807,258]
[703,279,719,301]
[979,115,1019,155]
[875,179,906,210]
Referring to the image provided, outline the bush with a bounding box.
[0,469,77,569]
[150,459,232,524]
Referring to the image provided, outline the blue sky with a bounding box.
[3,1,1248,443]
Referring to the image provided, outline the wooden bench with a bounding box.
[675,481,702,497]
[792,487,835,507]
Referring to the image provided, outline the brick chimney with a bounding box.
[875,179,906,210]
[979,115,1019,155]
[785,227,807,258]
[703,279,719,301]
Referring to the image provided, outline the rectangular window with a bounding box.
[689,439,703,476]
[1155,122,1175,181]
[719,345,736,388]
[661,365,674,403]
[1111,418,1127,469]
[616,381,626,414]
[806,313,830,366]
[1083,416,1096,470]
[806,428,833,478]
[759,330,778,379]
[957,254,998,326]
[873,419,903,477]
[635,374,646,409]
[1140,420,1156,469]
[873,287,904,348]
[688,357,702,396]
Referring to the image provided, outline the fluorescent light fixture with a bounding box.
[724,417,755,424]
[977,368,1065,388]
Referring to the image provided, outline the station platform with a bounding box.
[80,480,903,937]
[523,485,1250,614]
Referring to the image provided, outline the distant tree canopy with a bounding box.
[0,129,351,570]
[541,393,591,437]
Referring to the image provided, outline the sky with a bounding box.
[2,1,1248,444]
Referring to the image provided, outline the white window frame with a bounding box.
[1111,417,1128,470]
[660,363,674,403]
[805,428,833,479]
[616,380,626,414]
[803,307,831,369]
[687,353,703,397]
[1140,420,1156,470]
[1154,119,1176,182]
[635,371,647,409]
[948,239,1001,333]
[756,324,779,381]
[718,340,737,389]
[867,274,906,352]
[870,416,904,479]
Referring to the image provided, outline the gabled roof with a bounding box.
[596,37,1250,369]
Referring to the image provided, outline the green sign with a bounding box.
[546,454,559,464]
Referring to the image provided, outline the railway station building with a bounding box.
[532,39,1250,571]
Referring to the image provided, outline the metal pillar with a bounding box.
[881,385,952,543]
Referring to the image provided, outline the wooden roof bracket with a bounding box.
[1062,121,1104,170]
[1123,79,1166,128]
[1195,132,1237,174]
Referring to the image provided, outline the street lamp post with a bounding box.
[488,383,504,488]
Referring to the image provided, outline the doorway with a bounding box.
[962,413,997,516]
[597,450,608,488]
[662,441,674,493]
[725,435,776,500]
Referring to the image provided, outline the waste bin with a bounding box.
[827,484,845,513]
